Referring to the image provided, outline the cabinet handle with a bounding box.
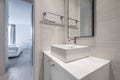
[47,60,59,71]
[48,60,55,67]
[50,63,55,67]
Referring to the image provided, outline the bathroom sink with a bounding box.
[51,44,90,62]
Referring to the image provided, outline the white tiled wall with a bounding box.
[95,0,120,80]
[76,37,96,56]
[39,0,65,51]
[40,25,65,51]
[75,38,96,57]
[34,0,65,80]
[76,1,120,80]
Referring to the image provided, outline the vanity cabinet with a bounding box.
[44,55,70,80]
[44,51,110,80]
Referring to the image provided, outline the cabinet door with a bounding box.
[44,55,70,80]
[44,55,51,80]
[50,63,70,80]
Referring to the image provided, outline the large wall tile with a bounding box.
[96,0,120,80]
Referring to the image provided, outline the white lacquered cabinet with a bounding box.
[44,55,70,80]
[50,65,70,80]
[44,51,110,80]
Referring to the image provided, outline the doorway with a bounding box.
[7,0,34,80]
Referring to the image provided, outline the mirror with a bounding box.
[68,0,94,38]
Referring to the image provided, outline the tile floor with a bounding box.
[7,49,33,80]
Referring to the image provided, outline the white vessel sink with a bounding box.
[51,44,90,62]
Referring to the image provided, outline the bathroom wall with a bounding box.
[76,37,96,56]
[34,0,65,80]
[34,0,41,80]
[40,0,65,51]
[95,0,120,80]
[76,1,120,80]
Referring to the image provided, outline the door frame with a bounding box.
[32,0,36,80]
[5,0,36,80]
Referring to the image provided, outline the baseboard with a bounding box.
[0,73,8,80]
